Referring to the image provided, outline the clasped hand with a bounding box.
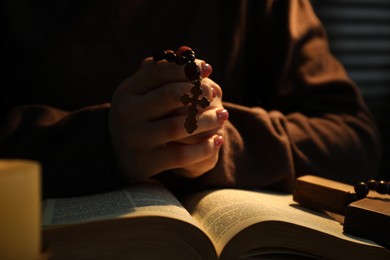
[109,54,227,183]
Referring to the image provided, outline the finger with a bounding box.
[141,82,192,119]
[148,107,227,144]
[141,81,215,119]
[138,57,153,70]
[176,124,225,145]
[198,78,214,104]
[150,135,223,173]
[123,57,211,95]
[173,150,220,179]
[124,59,188,95]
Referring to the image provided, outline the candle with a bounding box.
[0,160,41,260]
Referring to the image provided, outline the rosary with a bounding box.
[349,179,390,201]
[293,175,389,248]
[153,47,210,134]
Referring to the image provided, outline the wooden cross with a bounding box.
[180,80,210,134]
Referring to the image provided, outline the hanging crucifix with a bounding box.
[153,47,210,134]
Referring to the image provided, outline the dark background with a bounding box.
[312,0,390,181]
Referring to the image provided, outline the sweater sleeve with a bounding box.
[281,0,382,184]
[0,104,123,199]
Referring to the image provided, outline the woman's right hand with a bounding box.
[109,55,227,183]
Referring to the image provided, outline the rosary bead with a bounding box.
[367,179,378,190]
[185,62,201,80]
[351,179,389,203]
[176,46,192,56]
[175,55,187,65]
[354,181,369,199]
[186,53,196,63]
[377,180,389,194]
[182,49,195,56]
[165,51,176,62]
[153,50,167,62]
[182,50,195,63]
[182,50,196,62]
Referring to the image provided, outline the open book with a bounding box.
[42,183,390,259]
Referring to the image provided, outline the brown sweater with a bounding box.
[0,0,382,198]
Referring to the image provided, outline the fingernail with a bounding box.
[216,109,229,122]
[214,135,224,147]
[201,62,213,78]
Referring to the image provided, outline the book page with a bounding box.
[183,189,276,253]
[42,183,195,227]
[182,189,383,256]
